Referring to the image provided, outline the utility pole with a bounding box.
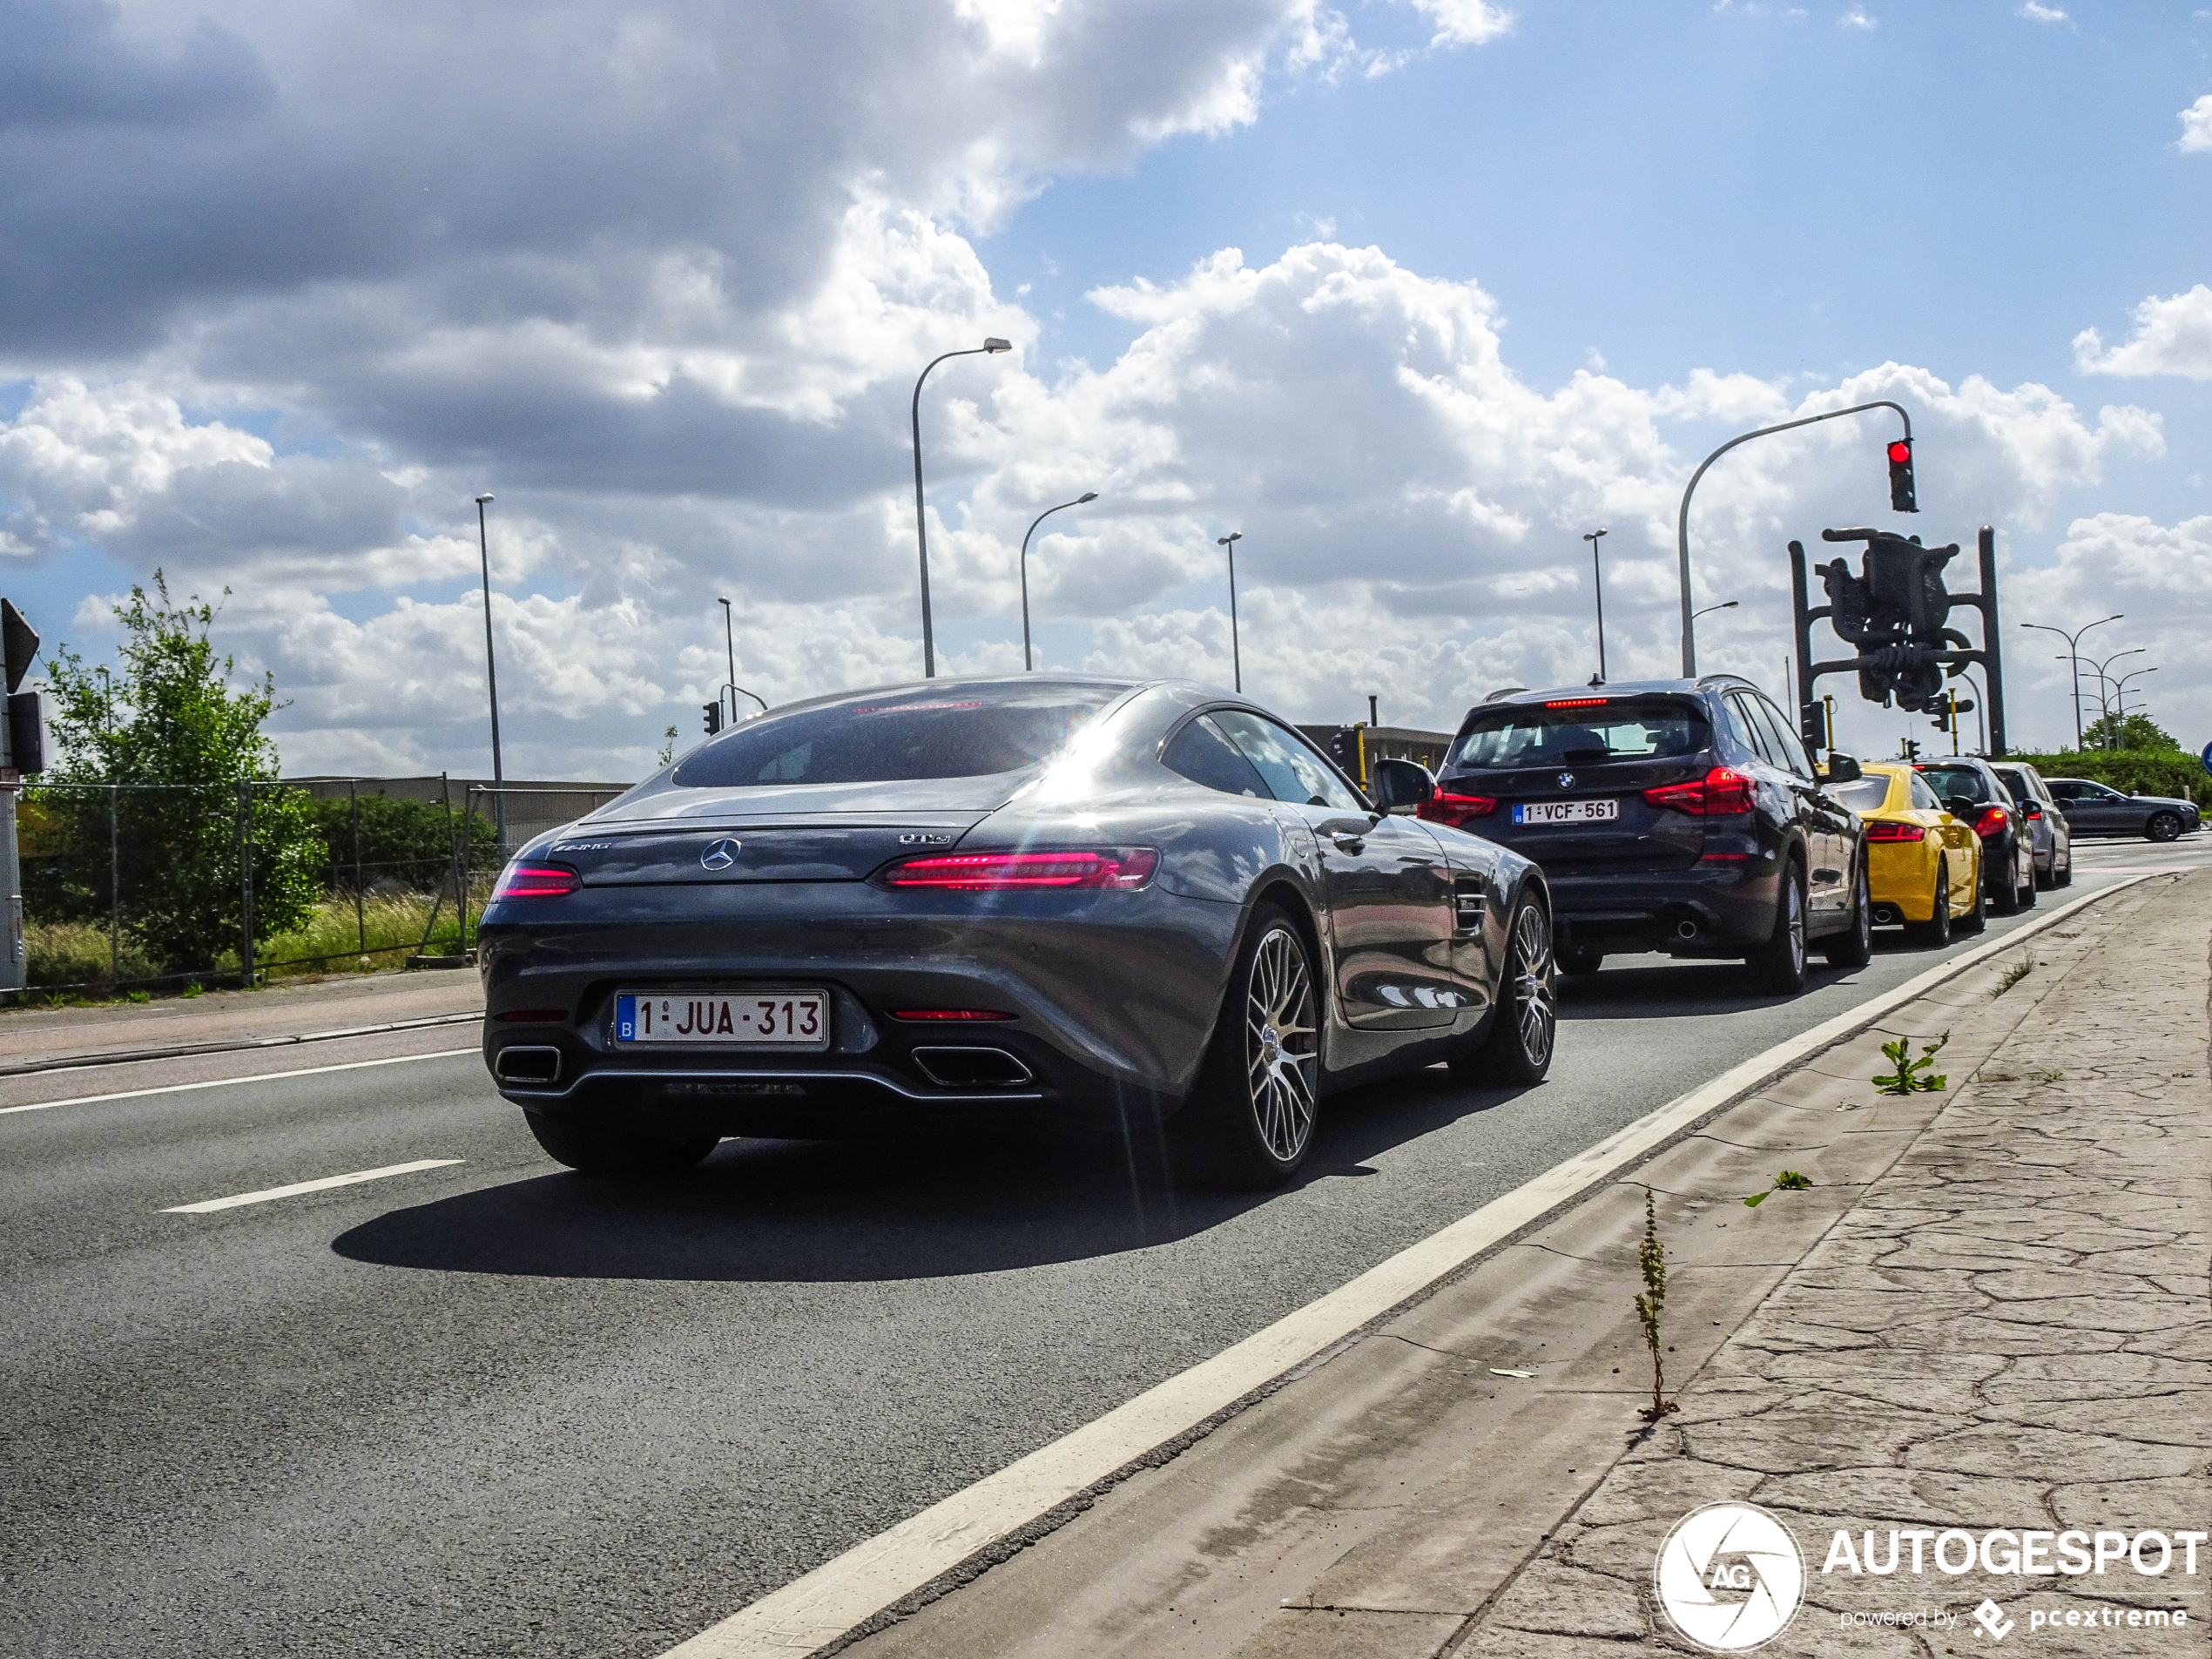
[474,494,506,850]
[1583,528,1608,683]
[1217,533,1244,692]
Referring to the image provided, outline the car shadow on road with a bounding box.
[331,1069,1537,1284]
[1554,930,1944,1019]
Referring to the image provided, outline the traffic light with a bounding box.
[1817,529,1963,712]
[1887,439,1917,513]
[1325,726,1362,782]
[702,700,724,736]
[0,598,39,776]
[1903,738,1922,761]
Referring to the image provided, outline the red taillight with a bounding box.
[1865,822,1926,842]
[891,1008,1015,1022]
[1642,766,1755,816]
[492,861,580,898]
[875,848,1158,891]
[1973,806,2010,837]
[1418,791,1498,828]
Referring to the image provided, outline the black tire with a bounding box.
[1173,903,1322,1189]
[1451,891,1557,1087]
[2017,844,2038,908]
[2055,847,2073,887]
[524,1111,720,1176]
[2033,854,2054,892]
[1909,858,1954,948]
[2147,811,2182,844]
[1823,857,1872,968]
[1745,860,1808,995]
[1557,942,1604,976]
[1989,837,2024,915]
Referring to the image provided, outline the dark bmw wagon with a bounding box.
[1417,677,1871,994]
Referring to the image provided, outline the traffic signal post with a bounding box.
[0,599,43,995]
[1789,524,2007,761]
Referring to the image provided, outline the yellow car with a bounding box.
[1833,762,1984,945]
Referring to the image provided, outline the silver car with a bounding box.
[478,676,1555,1188]
[1987,761,2074,888]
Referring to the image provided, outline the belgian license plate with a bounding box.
[1514,799,1620,826]
[614,991,830,1049]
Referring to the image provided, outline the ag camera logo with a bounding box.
[1656,1501,1806,1651]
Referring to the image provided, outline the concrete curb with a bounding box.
[661,876,2152,1659]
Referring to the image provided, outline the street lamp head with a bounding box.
[1077,492,1098,504]
[475,493,494,504]
[1217,532,1242,546]
[1718,600,1738,609]
[982,337,1012,354]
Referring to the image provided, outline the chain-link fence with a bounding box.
[16,774,630,997]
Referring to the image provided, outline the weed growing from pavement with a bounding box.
[1995,954,2036,996]
[1633,1187,1677,1422]
[1743,1170,1813,1209]
[1873,1032,1950,1095]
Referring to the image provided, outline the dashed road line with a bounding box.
[162,1158,465,1214]
[0,1047,481,1118]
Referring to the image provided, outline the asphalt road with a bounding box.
[0,848,2170,1659]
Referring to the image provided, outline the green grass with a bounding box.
[21,884,494,1000]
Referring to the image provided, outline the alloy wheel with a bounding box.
[1784,874,1805,975]
[1244,927,1318,1163]
[1510,901,1558,1069]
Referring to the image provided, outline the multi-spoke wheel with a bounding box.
[1242,926,1319,1164]
[1176,904,1321,1188]
[1453,890,1556,1087]
[1745,860,1809,995]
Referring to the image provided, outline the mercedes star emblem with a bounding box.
[699,838,740,871]
[1557,772,1575,790]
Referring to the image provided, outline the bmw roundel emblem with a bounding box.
[699,838,740,871]
[1557,772,1575,790]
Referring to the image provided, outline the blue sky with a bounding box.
[2,0,2208,774]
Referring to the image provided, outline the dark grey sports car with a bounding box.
[477,676,1555,1187]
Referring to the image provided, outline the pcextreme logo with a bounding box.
[1656,1501,1807,1651]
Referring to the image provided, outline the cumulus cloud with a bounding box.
[2074,286,2212,380]
[2016,2,2067,22]
[2181,93,2212,153]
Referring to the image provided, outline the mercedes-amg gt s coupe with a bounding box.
[477,676,1554,1188]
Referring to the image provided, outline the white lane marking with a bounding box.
[0,1047,481,1117]
[163,1158,464,1214]
[658,875,2150,1659]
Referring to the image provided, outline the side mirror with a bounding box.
[1820,752,1863,785]
[1371,757,1435,815]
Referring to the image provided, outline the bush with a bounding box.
[305,794,497,893]
[2007,748,2209,807]
[26,921,165,991]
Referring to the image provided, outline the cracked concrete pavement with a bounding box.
[839,872,2210,1659]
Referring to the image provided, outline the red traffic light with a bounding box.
[1887,441,1912,464]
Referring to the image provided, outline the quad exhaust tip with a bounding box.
[911,1047,1034,1089]
[495,1045,563,1086]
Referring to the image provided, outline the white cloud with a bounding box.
[1838,7,1876,27]
[1409,0,1514,48]
[2016,1,2068,22]
[2074,286,2212,380]
[2181,93,2212,153]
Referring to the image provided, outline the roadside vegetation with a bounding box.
[14,573,494,1004]
[2010,714,2207,807]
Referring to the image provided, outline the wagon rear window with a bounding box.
[1444,698,1710,771]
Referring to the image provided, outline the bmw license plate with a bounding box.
[1514,799,1619,826]
[614,991,830,1049]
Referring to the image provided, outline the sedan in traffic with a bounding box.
[1832,762,1985,944]
[2045,778,2203,843]
[477,677,1555,1189]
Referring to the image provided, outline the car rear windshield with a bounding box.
[1443,698,1710,772]
[671,682,1123,787]
[1833,776,1894,813]
[1989,767,2033,804]
[1917,764,1992,803]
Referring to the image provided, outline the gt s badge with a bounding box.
[898,833,953,846]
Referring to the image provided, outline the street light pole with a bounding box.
[716,597,767,718]
[1582,528,1608,684]
[911,337,1013,679]
[1676,400,1912,675]
[473,493,506,850]
[1019,492,1097,671]
[1217,533,1244,693]
[2020,615,2121,751]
